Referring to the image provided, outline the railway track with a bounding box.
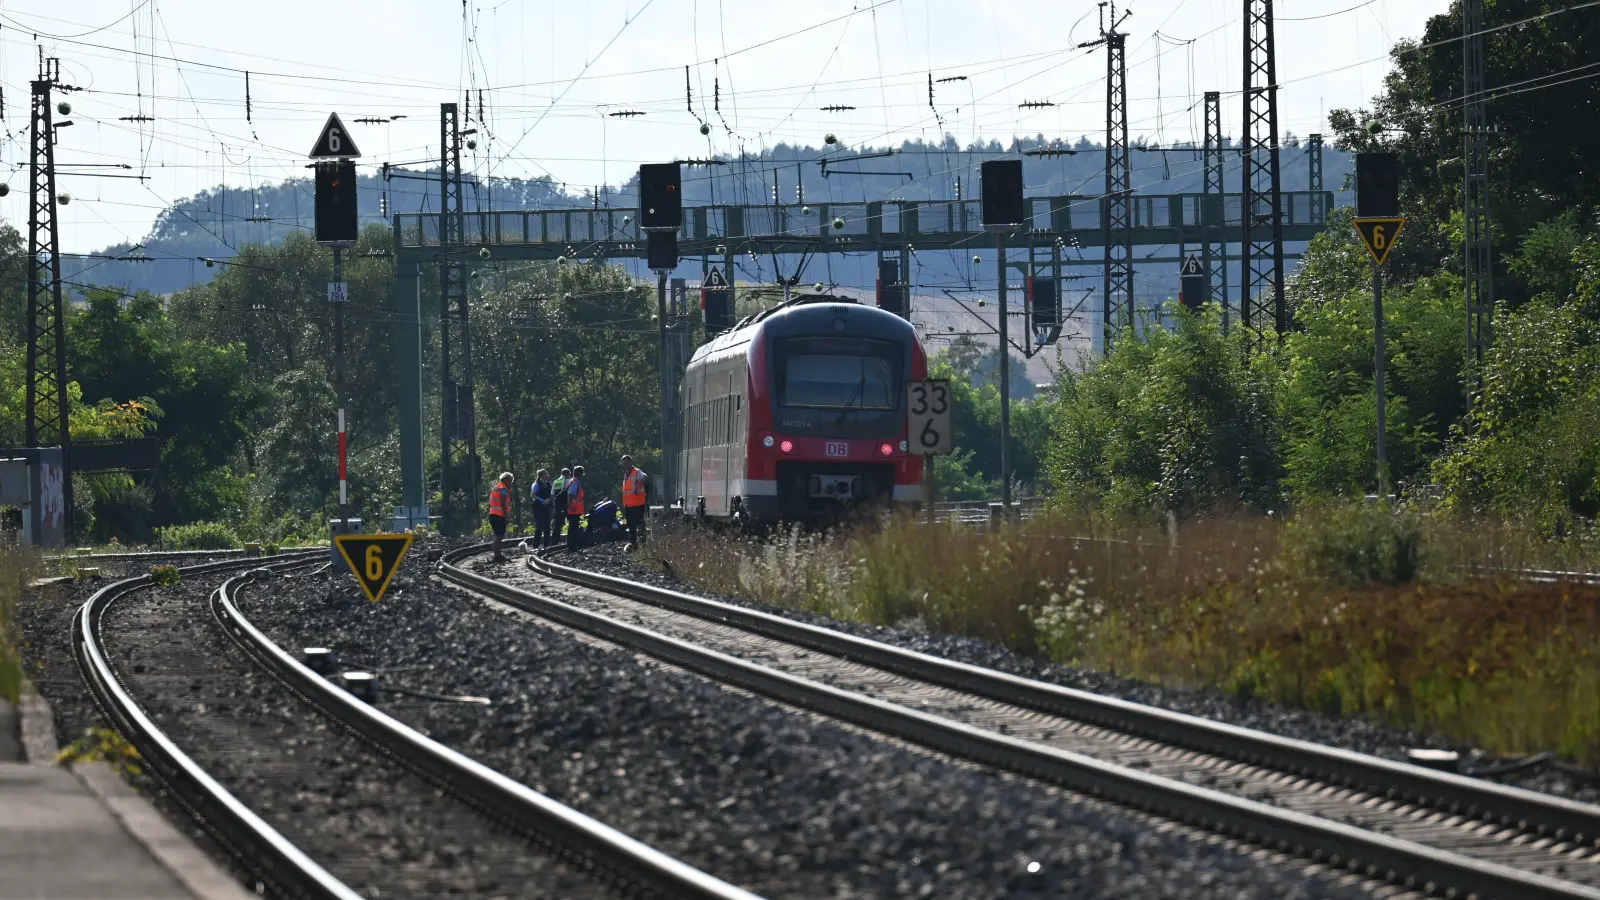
[442,545,1600,900]
[74,553,760,900]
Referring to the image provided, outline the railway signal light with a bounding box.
[877,259,908,319]
[980,159,1025,227]
[314,159,358,245]
[646,230,679,270]
[702,266,733,334]
[638,162,682,230]
[1356,152,1399,219]
[1028,275,1059,331]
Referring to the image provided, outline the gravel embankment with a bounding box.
[564,541,1599,804]
[244,550,1383,900]
[19,553,614,899]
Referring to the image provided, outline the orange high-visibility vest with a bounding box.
[566,478,586,515]
[488,481,510,518]
[623,467,648,507]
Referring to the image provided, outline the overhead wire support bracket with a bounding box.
[823,170,913,181]
[819,149,894,173]
[820,105,857,112]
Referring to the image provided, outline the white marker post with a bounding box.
[338,406,347,509]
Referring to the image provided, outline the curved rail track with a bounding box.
[440,545,1600,900]
[74,553,761,900]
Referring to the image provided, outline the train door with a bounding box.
[720,370,734,513]
[681,365,701,515]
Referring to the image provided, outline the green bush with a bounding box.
[156,522,241,551]
[86,476,154,545]
[1280,501,1423,586]
[149,564,180,586]
[1048,304,1282,517]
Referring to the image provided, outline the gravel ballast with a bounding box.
[20,556,615,899]
[242,545,1385,899]
[564,541,1599,804]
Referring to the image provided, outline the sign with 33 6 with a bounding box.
[906,379,952,456]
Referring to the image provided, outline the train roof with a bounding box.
[690,295,919,365]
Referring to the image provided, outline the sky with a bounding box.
[0,0,1452,253]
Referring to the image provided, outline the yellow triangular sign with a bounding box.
[1352,216,1406,266]
[333,533,415,603]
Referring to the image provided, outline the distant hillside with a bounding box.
[63,134,1353,300]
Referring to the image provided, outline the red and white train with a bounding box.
[676,296,928,524]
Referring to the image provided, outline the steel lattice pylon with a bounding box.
[438,101,478,533]
[1464,0,1494,361]
[27,58,72,536]
[1102,31,1133,348]
[1202,91,1229,331]
[1307,134,1325,217]
[1241,0,1287,348]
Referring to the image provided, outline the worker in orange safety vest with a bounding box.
[487,471,514,562]
[565,465,586,551]
[620,455,649,546]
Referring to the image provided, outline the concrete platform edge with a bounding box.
[73,761,257,900]
[18,680,58,765]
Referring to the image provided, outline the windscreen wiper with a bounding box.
[835,367,867,426]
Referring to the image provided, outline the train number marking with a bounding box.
[906,380,953,456]
[825,441,849,458]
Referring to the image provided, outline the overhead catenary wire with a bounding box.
[28,0,1587,308]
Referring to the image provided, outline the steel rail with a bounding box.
[216,561,763,900]
[530,550,1600,848]
[436,548,1600,900]
[73,552,362,900]
[49,548,309,562]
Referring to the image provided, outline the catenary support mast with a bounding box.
[438,102,478,534]
[1102,30,1133,346]
[27,56,72,539]
[1463,0,1494,362]
[1241,0,1287,347]
[1202,91,1228,330]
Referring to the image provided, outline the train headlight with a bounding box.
[779,440,795,453]
[879,443,893,457]
[899,440,908,452]
[762,435,775,448]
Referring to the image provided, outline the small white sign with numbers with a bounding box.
[906,379,952,456]
[327,281,349,303]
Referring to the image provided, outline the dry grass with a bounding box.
[646,509,1600,766]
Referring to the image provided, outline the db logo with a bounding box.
[824,441,849,458]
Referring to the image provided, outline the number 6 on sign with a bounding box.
[333,533,415,603]
[906,380,953,456]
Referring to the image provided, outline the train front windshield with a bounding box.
[775,337,901,410]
